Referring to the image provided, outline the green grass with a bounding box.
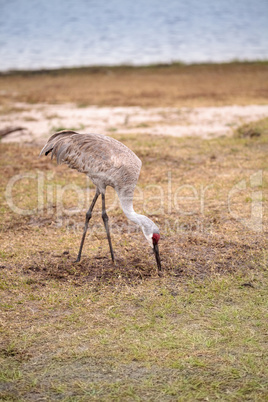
[235,117,268,139]
[0,272,267,400]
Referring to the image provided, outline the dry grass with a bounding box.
[0,120,268,400]
[0,61,268,108]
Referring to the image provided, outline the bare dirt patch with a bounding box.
[1,103,268,143]
[13,232,259,288]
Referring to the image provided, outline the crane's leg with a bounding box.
[76,189,100,262]
[101,193,115,262]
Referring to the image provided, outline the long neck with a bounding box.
[117,190,148,230]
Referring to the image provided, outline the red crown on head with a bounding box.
[152,233,160,245]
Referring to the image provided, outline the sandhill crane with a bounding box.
[40,130,162,273]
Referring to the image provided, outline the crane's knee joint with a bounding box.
[86,211,92,221]
[102,212,108,222]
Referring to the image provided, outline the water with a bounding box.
[0,0,267,72]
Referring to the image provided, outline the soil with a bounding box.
[1,103,268,143]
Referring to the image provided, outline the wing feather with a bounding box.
[39,130,142,190]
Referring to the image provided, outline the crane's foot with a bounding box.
[75,256,81,263]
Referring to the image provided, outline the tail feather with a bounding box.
[39,130,78,158]
[55,142,71,164]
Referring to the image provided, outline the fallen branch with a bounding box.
[0,126,26,139]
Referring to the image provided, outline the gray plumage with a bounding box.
[40,130,161,272]
[40,130,141,193]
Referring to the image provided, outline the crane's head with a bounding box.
[152,232,161,273]
[143,226,161,273]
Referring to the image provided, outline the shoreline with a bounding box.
[1,60,268,76]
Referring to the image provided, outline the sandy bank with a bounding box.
[1,103,268,144]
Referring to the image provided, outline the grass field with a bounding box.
[0,63,268,400]
[0,61,268,108]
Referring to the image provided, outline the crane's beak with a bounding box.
[153,243,162,274]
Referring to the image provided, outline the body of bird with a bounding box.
[40,130,161,273]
